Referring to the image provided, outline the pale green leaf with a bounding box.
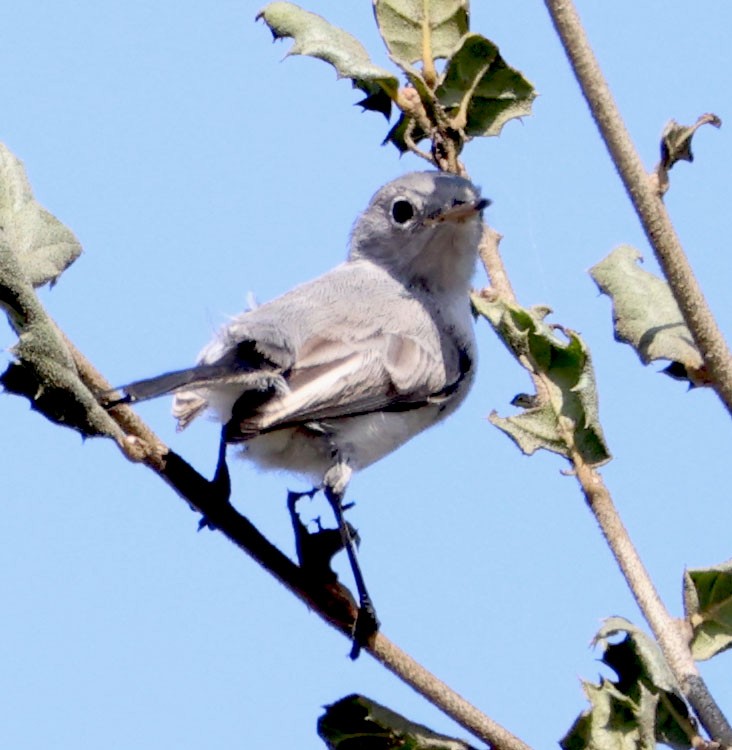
[589,245,708,386]
[437,33,536,137]
[373,0,468,67]
[0,143,81,288]
[561,679,650,750]
[473,296,610,467]
[0,143,119,438]
[594,617,678,694]
[318,694,477,750]
[257,1,399,110]
[684,560,732,660]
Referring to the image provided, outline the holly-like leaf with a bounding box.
[257,2,399,117]
[562,618,692,750]
[0,143,81,288]
[590,245,708,386]
[373,0,468,68]
[436,33,536,137]
[472,296,610,467]
[318,694,477,750]
[684,560,732,661]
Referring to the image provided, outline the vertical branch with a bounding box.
[544,0,732,416]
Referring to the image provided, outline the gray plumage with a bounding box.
[119,171,488,488]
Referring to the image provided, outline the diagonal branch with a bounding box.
[572,453,732,744]
[57,331,533,750]
[543,3,732,741]
[544,0,732,417]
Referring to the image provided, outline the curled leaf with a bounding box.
[562,617,692,750]
[589,245,708,387]
[684,560,732,661]
[318,694,477,750]
[656,114,722,195]
[472,296,610,467]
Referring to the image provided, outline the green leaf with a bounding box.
[257,2,399,116]
[684,560,732,661]
[0,143,81,288]
[436,33,536,137]
[594,618,679,694]
[0,143,119,438]
[373,0,468,68]
[472,296,610,467]
[561,679,655,750]
[318,694,477,750]
[589,245,709,386]
[562,618,692,750]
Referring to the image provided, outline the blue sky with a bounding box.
[1,2,730,748]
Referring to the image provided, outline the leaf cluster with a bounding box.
[257,1,535,169]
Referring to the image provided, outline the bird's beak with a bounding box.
[427,197,491,225]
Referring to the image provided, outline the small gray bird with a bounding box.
[116,170,488,652]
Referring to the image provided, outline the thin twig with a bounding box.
[544,0,732,417]
[478,224,516,302]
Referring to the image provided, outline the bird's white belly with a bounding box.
[238,404,446,483]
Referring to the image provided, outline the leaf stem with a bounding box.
[543,0,732,417]
[420,0,437,87]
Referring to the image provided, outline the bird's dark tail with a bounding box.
[102,364,239,408]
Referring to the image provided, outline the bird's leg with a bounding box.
[323,462,379,659]
[198,426,232,531]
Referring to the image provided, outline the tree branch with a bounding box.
[572,453,732,744]
[51,333,534,750]
[544,0,732,417]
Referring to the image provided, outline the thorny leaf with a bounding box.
[258,3,535,159]
[373,0,468,68]
[436,33,536,137]
[0,143,81,289]
[318,694,477,750]
[472,296,610,467]
[562,618,692,750]
[385,33,536,153]
[684,560,732,661]
[257,2,399,118]
[589,245,709,387]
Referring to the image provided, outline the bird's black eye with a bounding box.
[391,199,415,224]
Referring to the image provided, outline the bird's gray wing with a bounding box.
[233,328,459,436]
